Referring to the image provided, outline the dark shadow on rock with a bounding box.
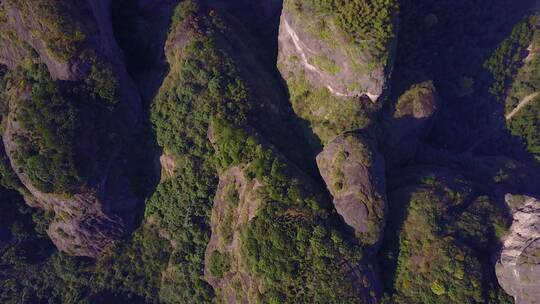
[204,0,324,179]
[386,0,534,153]
[377,182,414,294]
[110,0,178,226]
[112,0,177,107]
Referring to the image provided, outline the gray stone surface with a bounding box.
[316,133,386,246]
[496,194,540,304]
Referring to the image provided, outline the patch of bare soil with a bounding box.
[159,154,176,180]
[203,165,265,303]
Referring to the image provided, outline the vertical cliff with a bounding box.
[0,0,142,258]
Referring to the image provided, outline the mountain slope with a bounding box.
[0,0,540,303]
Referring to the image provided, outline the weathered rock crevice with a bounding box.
[496,194,540,304]
[277,4,395,102]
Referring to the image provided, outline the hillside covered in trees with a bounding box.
[1,0,540,303]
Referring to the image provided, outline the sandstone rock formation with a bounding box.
[277,1,395,101]
[277,1,398,146]
[316,133,386,246]
[316,132,387,302]
[0,0,142,258]
[496,194,540,304]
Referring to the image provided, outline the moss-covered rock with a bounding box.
[278,0,398,101]
[316,132,386,246]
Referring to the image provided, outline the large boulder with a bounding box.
[496,194,540,304]
[316,133,386,246]
[277,0,398,145]
[277,0,397,101]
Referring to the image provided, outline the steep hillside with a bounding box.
[381,168,514,303]
[0,0,142,258]
[148,2,373,302]
[1,0,540,303]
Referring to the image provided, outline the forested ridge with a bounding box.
[1,0,540,303]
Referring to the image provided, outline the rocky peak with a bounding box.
[496,194,540,304]
[0,0,142,258]
[277,0,397,102]
[316,133,386,247]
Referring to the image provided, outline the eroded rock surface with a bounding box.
[277,1,396,101]
[316,133,386,246]
[496,194,540,304]
[0,0,142,258]
[204,166,265,303]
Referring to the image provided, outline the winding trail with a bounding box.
[464,91,539,155]
[282,18,380,101]
[506,91,539,120]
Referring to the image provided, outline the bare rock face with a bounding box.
[43,194,125,257]
[496,194,540,304]
[277,1,396,101]
[383,81,439,167]
[0,0,142,258]
[0,5,78,80]
[316,133,386,246]
[394,81,439,119]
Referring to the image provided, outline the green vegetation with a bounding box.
[0,185,93,304]
[220,202,235,244]
[0,184,173,303]
[430,281,446,296]
[224,183,240,207]
[150,12,249,157]
[148,2,369,301]
[85,61,119,106]
[0,141,21,190]
[503,22,540,160]
[143,157,216,303]
[485,15,539,101]
[508,100,540,159]
[288,72,373,144]
[14,70,81,194]
[209,251,232,278]
[143,2,253,301]
[2,0,536,303]
[381,174,513,303]
[310,55,341,75]
[212,119,365,302]
[149,3,367,301]
[391,0,534,155]
[92,227,172,303]
[288,0,398,60]
[0,68,22,190]
[0,29,120,194]
[6,0,88,62]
